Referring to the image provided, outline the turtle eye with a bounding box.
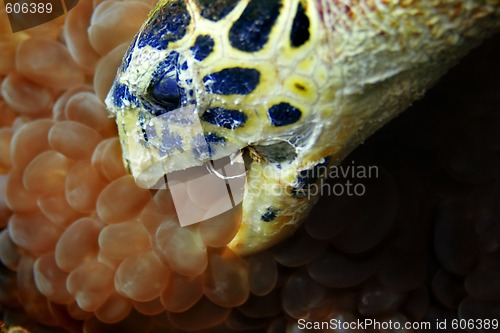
[152,74,180,111]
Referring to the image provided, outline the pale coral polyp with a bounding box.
[1,73,53,116]
[15,37,85,90]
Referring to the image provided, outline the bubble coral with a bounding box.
[1,0,500,332]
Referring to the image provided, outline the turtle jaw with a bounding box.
[111,103,248,190]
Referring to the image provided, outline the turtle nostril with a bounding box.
[152,74,180,111]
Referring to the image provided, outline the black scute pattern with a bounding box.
[195,0,239,21]
[137,0,191,50]
[229,0,282,52]
[290,2,310,47]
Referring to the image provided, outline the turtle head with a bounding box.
[105,0,325,190]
